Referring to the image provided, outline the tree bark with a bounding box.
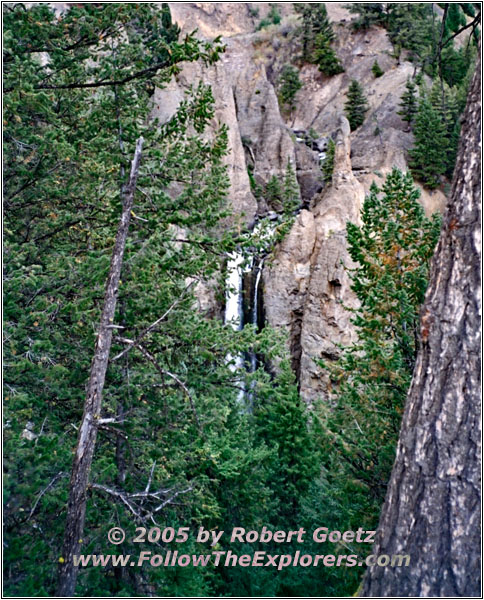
[57,137,144,597]
[361,54,481,596]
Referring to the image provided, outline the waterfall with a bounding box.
[224,218,277,405]
[249,257,264,373]
[224,251,244,329]
[224,252,246,402]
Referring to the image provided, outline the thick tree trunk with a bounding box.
[361,55,481,597]
[57,138,144,597]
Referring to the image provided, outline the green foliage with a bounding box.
[441,43,476,88]
[2,4,308,596]
[322,138,336,184]
[294,3,343,74]
[255,360,318,522]
[277,64,303,112]
[344,80,369,131]
[256,3,281,30]
[3,2,460,597]
[265,175,284,209]
[371,59,384,77]
[398,78,418,126]
[261,162,300,217]
[443,2,467,38]
[347,3,387,30]
[386,3,436,65]
[282,161,301,214]
[320,167,440,514]
[268,3,282,25]
[313,34,345,75]
[348,2,478,82]
[409,97,449,188]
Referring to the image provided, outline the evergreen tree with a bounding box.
[293,3,314,62]
[442,2,467,38]
[3,4,284,596]
[313,34,344,75]
[277,64,303,112]
[265,174,284,210]
[441,44,474,88]
[294,3,343,74]
[398,78,418,127]
[254,360,318,523]
[386,3,436,67]
[428,80,464,178]
[409,98,449,188]
[310,3,336,42]
[344,80,369,130]
[347,3,387,30]
[371,59,384,77]
[322,168,441,500]
[322,138,336,184]
[282,161,301,213]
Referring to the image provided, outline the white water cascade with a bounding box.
[224,251,246,402]
[224,218,278,405]
[249,257,264,373]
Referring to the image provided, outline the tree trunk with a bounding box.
[361,55,481,597]
[57,137,144,597]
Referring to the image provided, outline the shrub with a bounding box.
[371,59,384,77]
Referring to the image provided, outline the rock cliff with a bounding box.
[164,2,446,401]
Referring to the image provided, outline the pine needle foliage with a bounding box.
[398,78,419,127]
[344,80,369,130]
[321,168,441,502]
[3,4,307,596]
[294,3,344,74]
[409,98,449,189]
[277,64,303,112]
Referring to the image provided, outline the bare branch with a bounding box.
[115,338,201,430]
[90,481,193,523]
[111,281,196,362]
[32,58,171,91]
[145,462,156,495]
[28,472,68,520]
[152,487,193,514]
[442,13,481,49]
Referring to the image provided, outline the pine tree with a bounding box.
[265,174,284,210]
[3,4,280,597]
[371,59,384,77]
[398,78,418,128]
[313,34,344,75]
[347,3,387,30]
[409,98,449,189]
[277,65,303,112]
[443,2,467,38]
[254,359,318,523]
[310,3,336,42]
[293,3,314,62]
[441,44,474,87]
[323,168,441,499]
[282,161,301,213]
[344,80,369,130]
[386,3,436,66]
[294,3,343,74]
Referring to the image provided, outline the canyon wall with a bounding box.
[164,2,446,402]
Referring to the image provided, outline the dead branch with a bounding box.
[90,481,193,523]
[28,472,68,520]
[111,281,196,363]
[118,339,201,430]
